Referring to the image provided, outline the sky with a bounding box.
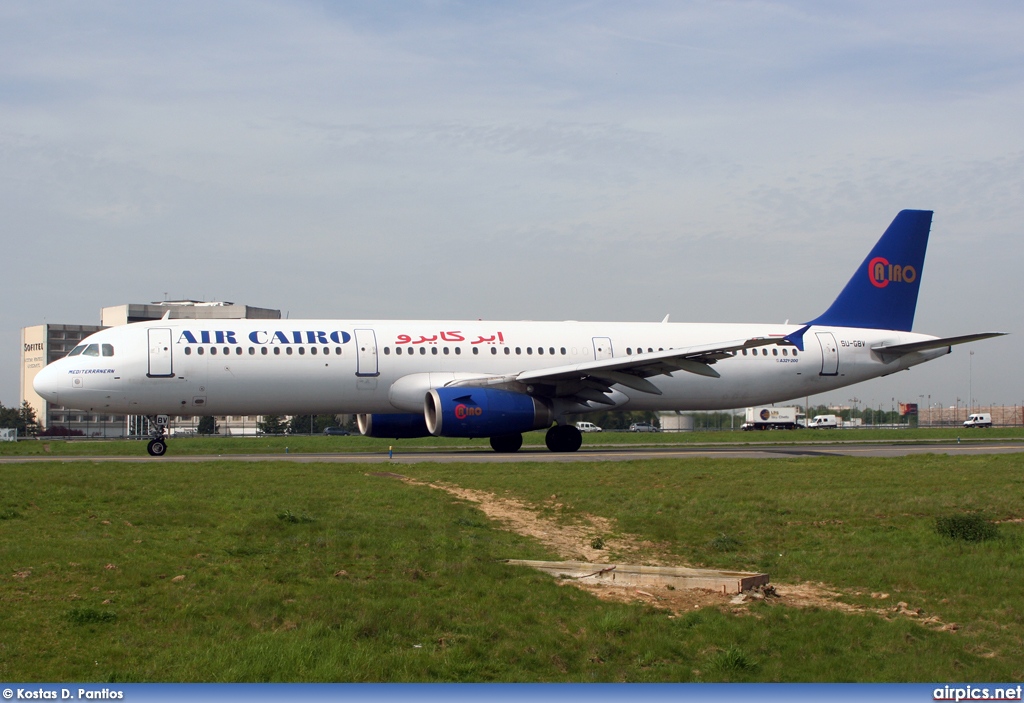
[2,1,1022,413]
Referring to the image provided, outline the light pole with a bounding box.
[969,350,974,416]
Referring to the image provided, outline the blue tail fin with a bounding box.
[807,209,932,331]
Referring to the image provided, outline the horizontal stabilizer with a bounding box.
[872,332,1006,356]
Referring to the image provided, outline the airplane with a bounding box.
[33,210,1004,456]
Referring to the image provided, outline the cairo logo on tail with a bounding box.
[868,257,917,289]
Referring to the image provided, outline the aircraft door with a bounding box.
[816,332,839,376]
[147,328,174,378]
[354,329,379,377]
[592,337,613,361]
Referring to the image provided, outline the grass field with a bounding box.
[1,426,1022,456]
[1,453,1022,682]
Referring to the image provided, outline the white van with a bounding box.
[809,414,840,429]
[963,413,992,428]
[575,421,602,433]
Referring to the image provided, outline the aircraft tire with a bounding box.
[147,439,167,457]
[489,433,523,453]
[545,425,582,453]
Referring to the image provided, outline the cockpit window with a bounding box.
[83,344,100,357]
[101,344,114,357]
[68,345,86,357]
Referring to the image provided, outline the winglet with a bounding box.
[808,210,932,331]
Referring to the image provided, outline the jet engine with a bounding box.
[357,413,431,439]
[425,387,552,438]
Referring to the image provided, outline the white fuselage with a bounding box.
[33,318,948,417]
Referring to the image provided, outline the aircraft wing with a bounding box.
[872,332,1006,357]
[448,336,784,404]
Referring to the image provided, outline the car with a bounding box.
[575,421,602,433]
[629,422,660,432]
[323,427,352,436]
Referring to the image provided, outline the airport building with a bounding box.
[20,300,280,437]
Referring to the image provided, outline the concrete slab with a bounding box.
[505,559,768,594]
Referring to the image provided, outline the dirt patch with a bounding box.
[402,476,952,628]
[413,480,651,563]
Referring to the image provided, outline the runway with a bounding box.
[3,440,1023,464]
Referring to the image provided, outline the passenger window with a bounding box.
[550,347,555,355]
[772,348,778,356]
[223,347,230,355]
[491,347,497,355]
[335,347,341,355]
[185,347,192,356]
[311,347,317,355]
[198,347,205,356]
[274,347,281,355]
[443,347,449,355]
[298,347,305,355]
[249,347,255,355]
[527,347,533,355]
[323,347,330,355]
[210,347,217,356]
[627,348,632,355]
[561,348,566,355]
[83,344,100,357]
[395,347,402,355]
[236,347,242,355]
[742,349,747,356]
[383,347,390,355]
[419,347,426,355]
[455,347,461,355]
[102,344,114,356]
[504,347,511,355]
[793,350,799,356]
[431,347,438,355]
[782,349,788,356]
[68,345,86,356]
[286,347,293,355]
[516,347,522,355]
[472,347,479,355]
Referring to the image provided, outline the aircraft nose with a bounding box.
[33,362,62,405]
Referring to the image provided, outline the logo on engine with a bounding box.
[868,257,917,289]
[454,403,483,420]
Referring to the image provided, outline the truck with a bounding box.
[741,406,801,430]
[808,414,841,429]
[963,413,992,428]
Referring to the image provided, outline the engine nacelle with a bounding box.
[357,413,431,439]
[425,387,552,438]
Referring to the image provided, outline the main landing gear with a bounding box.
[487,424,584,453]
[544,424,583,453]
[489,434,524,453]
[147,415,169,457]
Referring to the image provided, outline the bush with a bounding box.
[935,514,998,542]
[708,533,742,552]
[64,607,117,625]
